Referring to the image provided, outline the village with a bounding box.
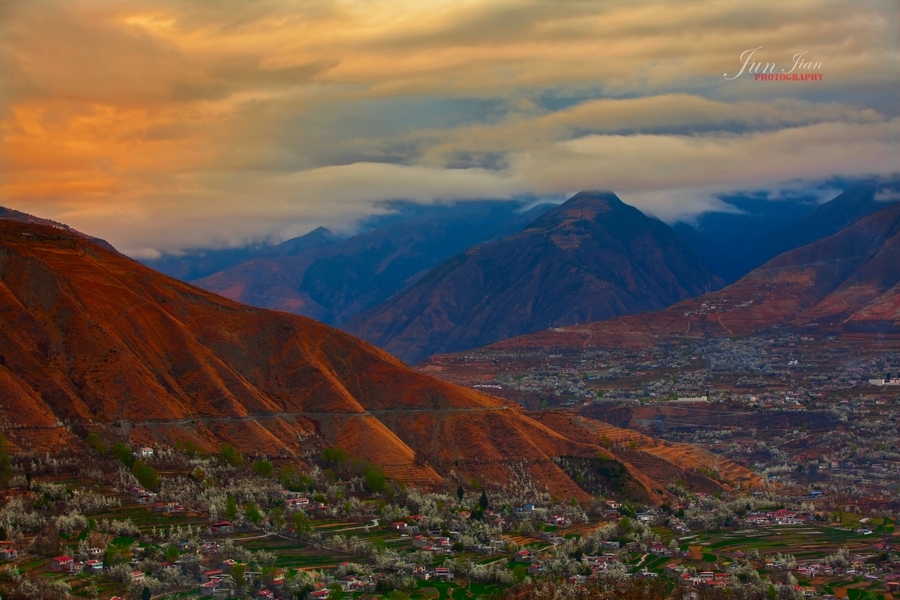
[438,332,900,508]
[0,429,899,600]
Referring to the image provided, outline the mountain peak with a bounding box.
[523,190,646,234]
[567,189,622,202]
[554,190,627,213]
[345,192,722,363]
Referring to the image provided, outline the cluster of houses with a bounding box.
[410,533,453,554]
[126,484,156,505]
[5,453,898,600]
[743,508,814,527]
[197,559,381,599]
[49,550,106,576]
[127,484,187,514]
[664,564,736,591]
[279,489,326,513]
[668,516,690,534]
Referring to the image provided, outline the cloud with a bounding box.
[875,187,900,202]
[1,0,898,255]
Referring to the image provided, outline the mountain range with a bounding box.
[425,198,900,358]
[344,191,724,364]
[672,181,897,281]
[0,217,755,501]
[130,181,898,367]
[187,200,554,324]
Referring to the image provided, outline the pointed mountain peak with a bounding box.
[566,190,623,203]
[306,225,337,238]
[553,190,628,213]
[524,190,652,234]
[346,190,721,363]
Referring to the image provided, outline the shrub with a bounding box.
[84,432,107,454]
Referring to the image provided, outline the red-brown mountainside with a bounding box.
[0,219,753,500]
[344,192,722,364]
[423,201,900,359]
[0,206,119,254]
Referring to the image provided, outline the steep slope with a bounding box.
[434,200,900,354]
[746,182,898,269]
[0,218,751,500]
[195,201,554,325]
[344,191,723,364]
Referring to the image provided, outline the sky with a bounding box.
[1,0,899,257]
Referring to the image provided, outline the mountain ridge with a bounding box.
[421,199,900,358]
[344,191,724,364]
[193,200,556,325]
[0,218,755,501]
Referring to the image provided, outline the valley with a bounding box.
[1,186,899,599]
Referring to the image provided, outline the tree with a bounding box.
[292,511,312,535]
[109,443,132,467]
[479,490,489,510]
[85,432,107,454]
[0,434,11,486]
[141,586,151,600]
[269,506,286,531]
[244,501,262,526]
[253,459,274,478]
[219,444,243,467]
[225,496,238,521]
[322,447,349,466]
[668,539,679,555]
[231,563,245,590]
[364,465,387,494]
[165,545,180,562]
[512,564,527,583]
[131,459,159,489]
[457,485,464,502]
[105,544,127,566]
[261,565,279,587]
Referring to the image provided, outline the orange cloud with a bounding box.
[1,0,897,254]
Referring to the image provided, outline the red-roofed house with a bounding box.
[50,555,74,572]
[0,541,16,561]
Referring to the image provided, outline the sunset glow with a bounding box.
[2,0,898,255]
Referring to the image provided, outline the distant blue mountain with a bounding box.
[184,199,557,324]
[142,226,341,281]
[673,178,899,281]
